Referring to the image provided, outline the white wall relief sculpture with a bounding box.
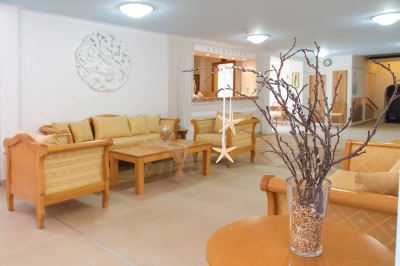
[76,32,132,92]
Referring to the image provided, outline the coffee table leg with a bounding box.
[202,148,211,176]
[135,158,145,195]
[109,156,119,186]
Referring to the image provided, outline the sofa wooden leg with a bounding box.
[102,190,110,208]
[193,153,199,163]
[36,199,46,229]
[251,150,256,163]
[6,192,14,211]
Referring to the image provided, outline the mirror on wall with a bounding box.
[192,52,257,101]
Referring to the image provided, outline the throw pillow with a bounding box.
[17,131,59,146]
[69,120,94,143]
[128,115,150,135]
[147,115,161,133]
[354,172,399,196]
[92,116,132,140]
[390,159,400,173]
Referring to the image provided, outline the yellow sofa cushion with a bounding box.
[69,120,94,143]
[52,122,71,134]
[111,134,161,149]
[147,115,160,133]
[328,169,357,190]
[128,115,150,135]
[92,116,131,140]
[355,172,399,196]
[214,112,252,132]
[18,131,59,146]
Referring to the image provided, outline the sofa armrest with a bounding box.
[261,175,398,215]
[39,125,73,144]
[191,118,216,141]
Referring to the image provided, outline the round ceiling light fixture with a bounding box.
[119,2,155,18]
[371,12,400,26]
[246,34,269,44]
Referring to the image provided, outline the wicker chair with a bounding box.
[191,115,259,167]
[260,140,400,251]
[4,133,112,229]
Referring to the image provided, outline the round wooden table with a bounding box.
[207,215,394,266]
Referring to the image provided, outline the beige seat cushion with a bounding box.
[197,133,222,147]
[69,120,94,143]
[232,131,252,147]
[214,112,253,132]
[328,169,357,190]
[355,172,399,196]
[128,115,150,135]
[147,115,160,133]
[92,116,131,140]
[52,122,71,134]
[111,133,161,149]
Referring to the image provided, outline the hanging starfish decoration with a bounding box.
[213,146,236,163]
[213,84,236,164]
[218,96,243,135]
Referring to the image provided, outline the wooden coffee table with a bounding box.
[207,215,394,266]
[109,140,211,194]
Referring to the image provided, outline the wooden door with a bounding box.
[332,70,348,122]
[309,74,327,120]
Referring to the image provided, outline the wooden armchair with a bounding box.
[260,140,400,251]
[191,115,259,167]
[4,133,113,229]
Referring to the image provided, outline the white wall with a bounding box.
[18,11,169,132]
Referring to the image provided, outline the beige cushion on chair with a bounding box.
[17,131,59,146]
[214,112,252,132]
[128,115,150,135]
[92,116,131,140]
[328,169,357,190]
[197,133,223,146]
[355,172,399,196]
[69,120,94,143]
[146,115,160,133]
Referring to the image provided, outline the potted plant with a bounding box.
[186,39,399,257]
[232,40,399,257]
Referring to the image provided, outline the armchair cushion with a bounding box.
[111,134,161,149]
[214,112,252,132]
[17,131,59,146]
[147,115,160,133]
[69,120,94,143]
[196,133,222,146]
[128,115,150,135]
[390,159,400,173]
[328,169,357,190]
[355,172,399,196]
[92,116,131,140]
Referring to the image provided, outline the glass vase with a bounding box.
[286,177,331,257]
[160,125,172,143]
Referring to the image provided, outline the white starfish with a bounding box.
[212,146,237,163]
[217,112,243,135]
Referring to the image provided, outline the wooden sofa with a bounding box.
[260,140,400,252]
[4,133,112,229]
[39,114,180,150]
[191,114,259,167]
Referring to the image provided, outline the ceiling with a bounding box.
[2,0,400,56]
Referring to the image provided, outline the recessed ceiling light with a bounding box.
[219,55,223,58]
[246,34,269,44]
[242,59,246,61]
[231,57,235,60]
[119,2,154,19]
[206,53,210,56]
[371,12,400,26]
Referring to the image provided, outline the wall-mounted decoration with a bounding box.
[323,58,332,67]
[292,72,300,88]
[76,32,132,92]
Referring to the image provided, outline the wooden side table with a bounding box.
[176,128,188,140]
[207,215,394,266]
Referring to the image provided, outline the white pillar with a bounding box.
[0,4,20,180]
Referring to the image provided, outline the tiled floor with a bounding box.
[0,158,291,266]
[0,121,398,266]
